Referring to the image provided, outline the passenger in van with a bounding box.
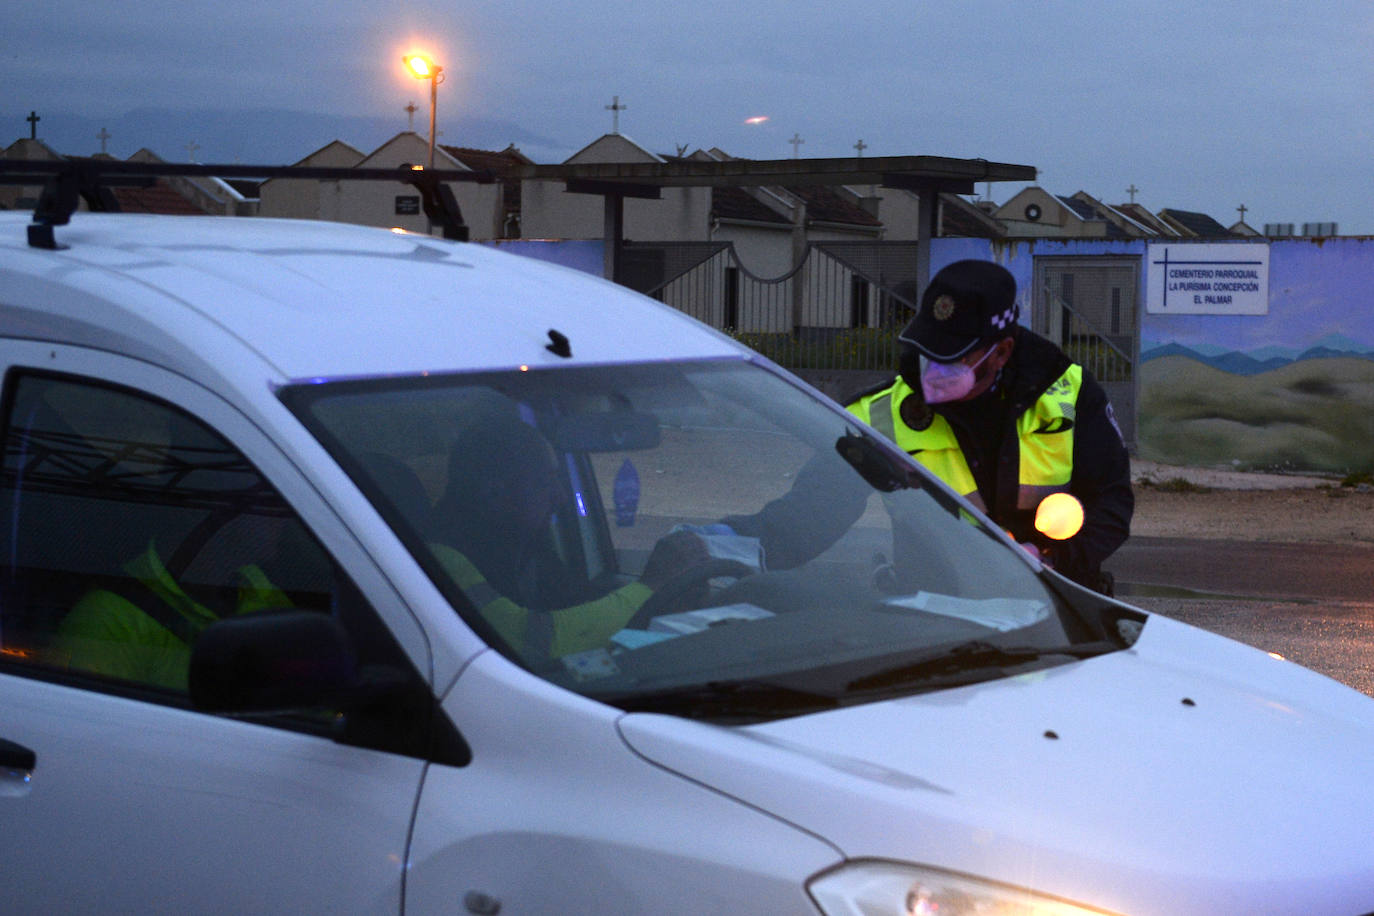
[51,541,290,692]
[422,404,704,661]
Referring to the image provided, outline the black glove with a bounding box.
[641,530,710,589]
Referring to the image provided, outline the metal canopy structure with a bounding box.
[0,158,494,249]
[511,154,1038,291]
[2,152,1037,294]
[519,154,1033,192]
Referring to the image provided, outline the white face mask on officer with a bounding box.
[919,346,997,404]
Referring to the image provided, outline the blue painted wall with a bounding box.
[480,239,604,275]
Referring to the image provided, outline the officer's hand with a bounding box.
[641,530,710,589]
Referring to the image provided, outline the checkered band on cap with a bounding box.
[989,303,1019,332]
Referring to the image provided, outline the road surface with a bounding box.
[1106,536,1374,696]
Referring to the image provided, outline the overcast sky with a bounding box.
[8,1,1373,233]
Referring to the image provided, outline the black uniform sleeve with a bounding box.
[721,450,871,570]
[1043,370,1134,586]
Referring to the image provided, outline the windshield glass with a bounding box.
[284,358,1114,718]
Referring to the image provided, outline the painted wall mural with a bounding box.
[1138,238,1374,473]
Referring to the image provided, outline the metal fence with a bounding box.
[1035,283,1135,384]
[625,240,921,373]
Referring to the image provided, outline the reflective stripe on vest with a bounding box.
[849,365,1082,511]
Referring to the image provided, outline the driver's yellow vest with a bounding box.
[428,543,651,659]
[848,367,1082,513]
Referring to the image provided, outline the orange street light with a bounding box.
[402,54,444,168]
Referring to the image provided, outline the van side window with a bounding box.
[0,373,366,700]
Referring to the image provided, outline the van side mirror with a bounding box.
[189,610,367,714]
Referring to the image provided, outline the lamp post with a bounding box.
[403,54,444,168]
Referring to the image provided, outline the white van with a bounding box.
[2,210,1373,915]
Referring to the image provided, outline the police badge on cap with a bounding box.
[899,260,1020,362]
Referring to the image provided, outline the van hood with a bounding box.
[618,614,1374,915]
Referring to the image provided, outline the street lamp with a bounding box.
[403,53,444,168]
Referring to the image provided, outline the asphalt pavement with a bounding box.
[1108,537,1373,603]
[1108,461,1374,696]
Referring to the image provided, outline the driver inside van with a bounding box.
[417,403,705,661]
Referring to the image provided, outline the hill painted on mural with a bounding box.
[1141,338,1374,376]
[1139,355,1374,473]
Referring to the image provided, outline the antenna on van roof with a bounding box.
[0,158,497,250]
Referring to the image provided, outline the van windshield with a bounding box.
[285,358,1117,720]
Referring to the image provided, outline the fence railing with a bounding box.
[632,240,916,373]
[728,327,901,371]
[632,243,1137,383]
[1039,284,1135,383]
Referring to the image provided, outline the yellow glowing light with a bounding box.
[404,54,436,79]
[1268,651,1287,661]
[1034,492,1085,541]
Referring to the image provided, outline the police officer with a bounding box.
[849,259,1132,592]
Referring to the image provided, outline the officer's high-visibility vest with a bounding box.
[848,366,1082,513]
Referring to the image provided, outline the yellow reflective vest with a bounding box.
[848,366,1082,513]
[51,540,289,691]
[429,542,651,659]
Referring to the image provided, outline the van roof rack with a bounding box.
[0,158,497,250]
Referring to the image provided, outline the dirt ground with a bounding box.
[1129,460,1374,545]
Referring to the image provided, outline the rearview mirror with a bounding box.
[546,410,661,452]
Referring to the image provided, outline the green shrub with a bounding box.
[727,328,900,372]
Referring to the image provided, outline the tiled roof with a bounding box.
[440,145,530,216]
[224,179,260,199]
[711,187,789,224]
[110,181,208,215]
[788,185,882,227]
[940,195,1005,238]
[1113,203,1180,236]
[440,145,533,171]
[1159,208,1232,238]
[1057,195,1100,221]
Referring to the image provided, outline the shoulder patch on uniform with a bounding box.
[899,394,934,431]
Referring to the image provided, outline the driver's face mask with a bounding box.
[920,346,997,404]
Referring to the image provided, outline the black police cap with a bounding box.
[898,260,1020,362]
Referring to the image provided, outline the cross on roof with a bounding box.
[789,133,804,158]
[605,95,626,134]
[1126,183,1139,203]
[97,127,112,155]
[853,139,867,157]
[1237,203,1248,221]
[26,111,40,139]
[404,101,418,132]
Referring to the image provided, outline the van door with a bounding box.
[0,344,437,914]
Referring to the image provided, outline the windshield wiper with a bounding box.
[602,679,840,723]
[846,639,1119,694]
